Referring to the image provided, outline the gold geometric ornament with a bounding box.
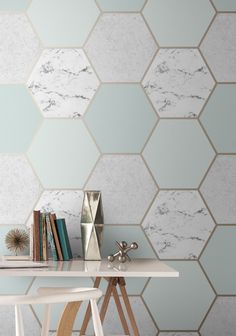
[81,191,104,260]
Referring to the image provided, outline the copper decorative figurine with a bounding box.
[108,241,138,263]
[81,191,104,260]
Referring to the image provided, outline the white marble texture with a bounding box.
[0,305,41,336]
[201,14,236,82]
[0,14,41,83]
[0,155,42,225]
[201,297,236,336]
[201,156,236,224]
[28,49,99,118]
[143,49,214,118]
[142,191,215,259]
[86,155,157,224]
[85,13,157,82]
[27,190,84,258]
[87,296,158,335]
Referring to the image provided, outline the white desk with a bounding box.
[0,259,179,335]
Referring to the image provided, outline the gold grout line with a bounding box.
[82,6,101,49]
[198,154,217,191]
[140,11,160,49]
[198,10,217,48]
[140,48,159,85]
[141,149,160,190]
[197,221,217,262]
[197,81,217,120]
[140,221,160,259]
[83,152,103,190]
[25,10,44,51]
[198,47,218,84]
[140,294,160,332]
[197,288,217,332]
[94,0,103,13]
[140,0,149,13]
[209,0,218,12]
[198,259,218,296]
[25,0,32,12]
[29,304,43,329]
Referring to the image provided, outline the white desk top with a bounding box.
[0,259,179,278]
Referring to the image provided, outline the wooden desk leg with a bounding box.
[118,277,139,336]
[100,277,116,322]
[80,277,101,336]
[112,284,130,335]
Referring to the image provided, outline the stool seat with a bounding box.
[0,287,104,336]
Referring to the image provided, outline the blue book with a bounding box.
[56,218,72,261]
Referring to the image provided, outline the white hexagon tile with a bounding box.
[86,155,157,224]
[201,14,236,82]
[142,49,214,118]
[0,14,41,83]
[0,306,40,336]
[200,155,236,224]
[27,190,84,257]
[0,155,42,225]
[142,191,215,259]
[200,297,236,336]
[85,13,157,82]
[28,49,99,118]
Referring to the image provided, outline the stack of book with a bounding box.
[32,211,72,261]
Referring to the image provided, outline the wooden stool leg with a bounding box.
[118,277,139,336]
[56,301,82,336]
[90,299,104,336]
[80,277,101,336]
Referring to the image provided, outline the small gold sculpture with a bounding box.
[5,229,29,255]
[108,241,138,263]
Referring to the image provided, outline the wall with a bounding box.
[0,0,236,335]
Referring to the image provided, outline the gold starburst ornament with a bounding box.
[5,229,29,255]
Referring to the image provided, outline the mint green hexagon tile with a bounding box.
[200,226,236,294]
[143,0,215,47]
[101,226,156,259]
[0,14,41,83]
[200,85,236,153]
[96,0,145,11]
[0,155,42,224]
[85,84,157,153]
[27,120,100,188]
[29,276,93,330]
[0,85,42,152]
[211,0,236,11]
[0,0,30,10]
[143,261,215,330]
[143,120,215,188]
[28,0,99,47]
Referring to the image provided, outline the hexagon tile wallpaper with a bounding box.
[0,0,235,335]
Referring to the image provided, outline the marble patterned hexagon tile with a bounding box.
[28,49,99,118]
[142,49,215,118]
[142,191,215,259]
[0,155,42,225]
[85,155,158,224]
[27,190,84,258]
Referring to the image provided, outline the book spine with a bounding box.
[62,221,73,260]
[33,210,40,261]
[56,219,70,261]
[42,214,48,261]
[45,213,58,261]
[49,213,63,261]
[39,213,43,261]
